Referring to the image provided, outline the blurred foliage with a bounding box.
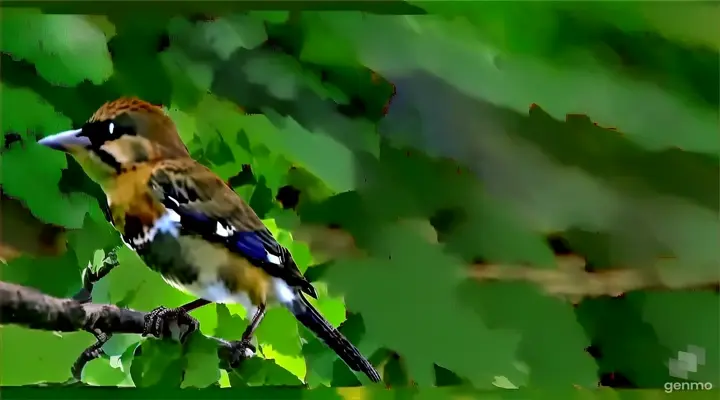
[0,0,718,393]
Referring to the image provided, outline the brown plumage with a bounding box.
[92,97,189,161]
[88,97,165,122]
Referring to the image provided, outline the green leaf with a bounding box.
[300,13,359,67]
[325,223,521,387]
[214,304,249,342]
[444,195,558,268]
[0,326,95,385]
[159,48,214,96]
[102,334,142,358]
[1,9,113,85]
[256,308,305,381]
[207,15,268,56]
[260,112,357,194]
[383,355,410,387]
[0,84,72,134]
[130,340,184,388]
[459,281,596,387]
[229,358,305,387]
[248,152,291,194]
[289,241,314,275]
[182,334,221,388]
[194,95,246,148]
[0,85,92,228]
[1,143,92,228]
[2,250,82,298]
[164,106,199,149]
[82,357,129,387]
[244,53,348,103]
[306,284,347,328]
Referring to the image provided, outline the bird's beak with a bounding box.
[37,129,90,152]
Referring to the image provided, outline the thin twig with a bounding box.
[72,249,120,304]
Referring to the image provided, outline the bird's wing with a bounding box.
[148,159,317,298]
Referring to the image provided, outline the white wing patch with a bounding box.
[266,253,282,265]
[215,221,236,237]
[130,209,181,247]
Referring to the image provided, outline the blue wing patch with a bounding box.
[161,195,283,266]
[232,231,279,263]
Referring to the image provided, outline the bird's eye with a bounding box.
[108,122,115,135]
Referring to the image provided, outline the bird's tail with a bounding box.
[287,295,381,383]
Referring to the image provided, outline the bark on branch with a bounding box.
[0,280,146,334]
[0,280,249,381]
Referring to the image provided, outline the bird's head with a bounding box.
[37,98,189,184]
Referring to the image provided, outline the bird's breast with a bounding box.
[130,231,273,307]
[106,166,164,231]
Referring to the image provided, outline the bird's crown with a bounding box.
[88,97,168,122]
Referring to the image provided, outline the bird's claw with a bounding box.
[143,306,199,342]
[226,339,256,369]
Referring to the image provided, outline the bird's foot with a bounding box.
[142,306,199,342]
[223,339,256,370]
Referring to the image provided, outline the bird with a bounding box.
[37,97,381,383]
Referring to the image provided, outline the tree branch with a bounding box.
[292,222,720,302]
[0,280,251,381]
[469,255,719,304]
